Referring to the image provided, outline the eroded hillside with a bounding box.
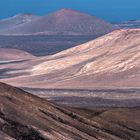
[0,82,140,140]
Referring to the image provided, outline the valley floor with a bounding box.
[24,88,140,108]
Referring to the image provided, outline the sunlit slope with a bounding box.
[1,29,140,88]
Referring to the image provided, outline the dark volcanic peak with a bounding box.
[0,9,118,35]
[49,8,95,20]
[54,8,86,16]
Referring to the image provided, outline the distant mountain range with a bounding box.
[116,20,140,28]
[0,9,118,35]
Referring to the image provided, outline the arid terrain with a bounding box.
[0,27,140,140]
[0,29,139,89]
[0,82,140,140]
[0,1,140,140]
[0,28,139,112]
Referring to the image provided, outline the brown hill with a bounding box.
[0,82,140,140]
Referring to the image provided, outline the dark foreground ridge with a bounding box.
[0,82,140,140]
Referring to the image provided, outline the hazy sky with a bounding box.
[0,0,140,22]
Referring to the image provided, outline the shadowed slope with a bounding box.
[0,82,140,140]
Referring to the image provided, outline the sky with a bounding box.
[0,0,140,22]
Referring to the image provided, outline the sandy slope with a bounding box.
[1,29,139,89]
